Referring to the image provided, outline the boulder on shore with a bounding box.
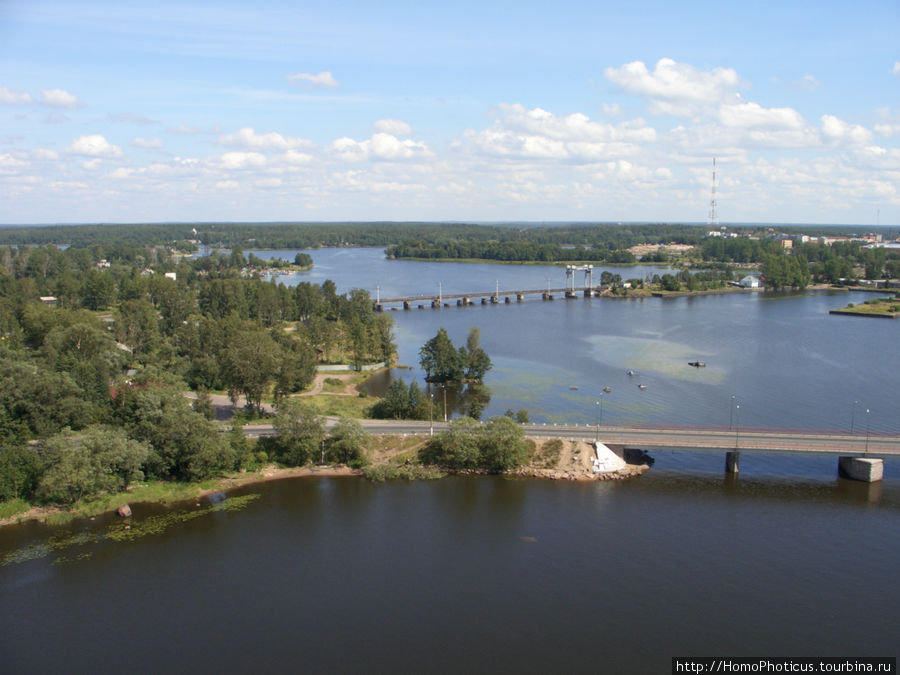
[117,503,132,518]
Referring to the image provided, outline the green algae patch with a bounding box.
[1,493,261,567]
[106,494,261,542]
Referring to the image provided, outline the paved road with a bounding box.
[239,420,900,456]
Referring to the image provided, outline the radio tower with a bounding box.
[707,157,719,228]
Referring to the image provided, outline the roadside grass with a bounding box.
[303,394,373,418]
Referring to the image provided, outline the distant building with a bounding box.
[164,272,177,281]
[739,276,761,288]
[39,296,58,306]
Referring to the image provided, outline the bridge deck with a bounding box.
[377,287,579,303]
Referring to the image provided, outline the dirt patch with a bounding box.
[519,439,650,481]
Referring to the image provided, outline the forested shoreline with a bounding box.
[0,239,395,515]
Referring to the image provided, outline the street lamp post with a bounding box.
[735,404,741,450]
[865,408,870,456]
[442,384,448,423]
[429,394,434,437]
[729,395,736,430]
[851,400,859,434]
[595,398,603,442]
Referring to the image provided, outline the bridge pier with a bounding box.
[725,451,740,474]
[490,296,498,304]
[374,303,383,312]
[584,288,592,297]
[504,296,511,303]
[838,457,883,482]
[431,299,440,308]
[517,293,524,302]
[403,301,410,310]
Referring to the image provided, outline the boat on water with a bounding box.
[603,386,611,393]
[688,361,706,368]
[626,370,636,376]
[638,384,647,390]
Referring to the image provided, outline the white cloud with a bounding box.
[601,103,625,117]
[131,137,164,148]
[0,87,32,105]
[32,148,60,160]
[39,89,82,108]
[820,115,872,145]
[217,127,313,150]
[66,134,123,157]
[604,58,742,117]
[461,104,654,161]
[894,62,900,77]
[218,151,267,169]
[215,180,240,190]
[286,71,339,89]
[718,102,805,129]
[373,119,412,136]
[332,133,433,162]
[874,124,900,138]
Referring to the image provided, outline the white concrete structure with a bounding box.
[592,442,626,474]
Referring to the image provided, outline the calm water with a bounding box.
[1,248,898,672]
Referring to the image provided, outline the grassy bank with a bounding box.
[830,296,900,318]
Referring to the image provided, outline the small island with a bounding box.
[830,294,900,319]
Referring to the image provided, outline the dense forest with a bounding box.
[0,240,394,509]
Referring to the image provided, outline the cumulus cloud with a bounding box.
[604,58,743,117]
[286,71,339,89]
[217,127,313,150]
[461,104,655,161]
[32,148,60,160]
[718,102,805,129]
[0,87,32,105]
[894,62,900,76]
[820,115,872,145]
[218,151,267,169]
[66,134,123,157]
[131,137,163,148]
[332,133,432,162]
[39,89,82,108]
[373,119,413,136]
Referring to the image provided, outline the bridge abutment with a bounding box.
[725,451,740,474]
[838,457,883,482]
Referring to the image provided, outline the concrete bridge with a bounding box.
[241,420,898,482]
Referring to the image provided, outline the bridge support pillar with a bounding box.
[374,303,383,312]
[481,297,487,305]
[504,296,510,303]
[584,288,592,297]
[462,297,470,306]
[490,296,498,304]
[725,451,740,474]
[838,457,883,482]
[403,301,410,310]
[517,293,524,302]
[431,299,440,308]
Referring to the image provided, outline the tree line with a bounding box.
[0,242,396,508]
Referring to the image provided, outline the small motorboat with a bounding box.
[569,386,579,390]
[626,369,636,376]
[688,361,706,368]
[638,384,647,390]
[603,386,611,393]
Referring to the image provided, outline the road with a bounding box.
[238,420,900,457]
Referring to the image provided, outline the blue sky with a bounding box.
[1,0,898,225]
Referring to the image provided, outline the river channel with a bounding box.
[1,247,897,672]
